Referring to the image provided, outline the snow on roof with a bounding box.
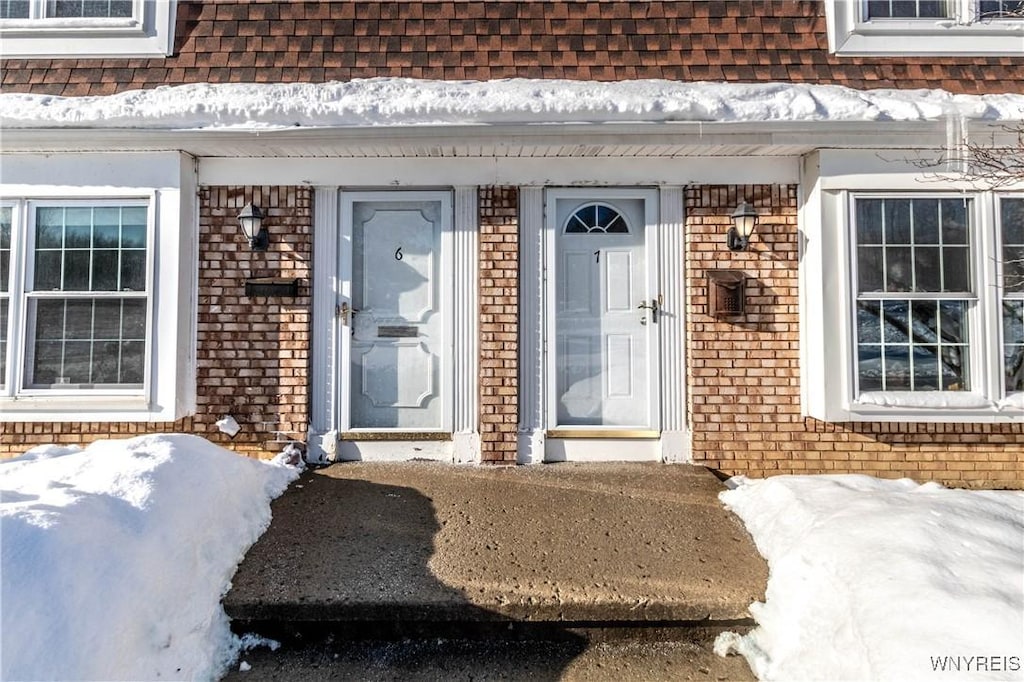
[2,78,1023,131]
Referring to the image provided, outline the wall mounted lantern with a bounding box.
[238,203,268,251]
[727,200,759,252]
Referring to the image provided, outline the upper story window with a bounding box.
[825,0,1024,55]
[0,0,175,57]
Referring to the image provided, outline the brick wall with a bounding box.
[0,186,312,458]
[685,185,1024,489]
[196,186,312,456]
[479,186,519,462]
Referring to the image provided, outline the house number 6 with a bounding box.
[394,247,403,261]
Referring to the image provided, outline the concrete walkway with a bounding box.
[224,462,767,626]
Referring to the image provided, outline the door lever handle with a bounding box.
[637,299,660,323]
[338,302,359,325]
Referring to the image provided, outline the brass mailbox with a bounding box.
[707,270,746,319]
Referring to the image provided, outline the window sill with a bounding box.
[0,396,179,422]
[839,392,1023,422]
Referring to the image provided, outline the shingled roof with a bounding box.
[2,1,1023,97]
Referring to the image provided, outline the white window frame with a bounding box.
[997,193,1024,401]
[0,151,197,422]
[0,0,175,58]
[803,154,1024,422]
[10,198,155,397]
[825,0,1024,55]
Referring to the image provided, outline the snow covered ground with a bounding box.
[2,78,1023,130]
[716,475,1024,681]
[0,434,300,681]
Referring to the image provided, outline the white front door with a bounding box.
[546,189,660,459]
[339,192,452,442]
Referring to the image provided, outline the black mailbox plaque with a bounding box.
[244,277,300,298]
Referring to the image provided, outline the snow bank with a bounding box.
[716,475,1024,681]
[1,78,1022,130]
[0,434,301,681]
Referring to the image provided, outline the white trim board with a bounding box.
[197,156,799,188]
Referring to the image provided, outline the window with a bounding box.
[825,0,1024,55]
[0,0,175,57]
[0,207,11,392]
[1,201,151,395]
[564,203,630,234]
[853,198,973,395]
[1001,198,1024,394]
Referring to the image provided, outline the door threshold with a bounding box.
[339,432,453,441]
[546,429,660,440]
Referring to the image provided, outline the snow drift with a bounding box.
[1,78,1022,130]
[716,475,1024,681]
[0,434,300,681]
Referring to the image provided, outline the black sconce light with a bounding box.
[238,203,269,251]
[727,200,759,252]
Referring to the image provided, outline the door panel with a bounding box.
[348,198,444,430]
[551,195,656,429]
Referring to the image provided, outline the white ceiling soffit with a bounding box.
[0,120,1015,157]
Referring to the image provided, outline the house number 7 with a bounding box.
[394,247,403,261]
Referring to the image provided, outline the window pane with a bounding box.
[980,1,1024,17]
[92,250,118,291]
[882,300,909,343]
[93,208,120,248]
[913,200,939,244]
[858,247,884,292]
[1005,300,1024,392]
[856,199,884,244]
[0,206,10,294]
[910,300,938,343]
[939,301,967,343]
[0,1,30,18]
[885,200,912,244]
[913,346,940,390]
[64,208,91,247]
[64,299,93,340]
[867,0,892,17]
[36,208,64,248]
[886,247,913,291]
[941,199,969,244]
[857,300,882,343]
[120,341,144,383]
[32,341,62,385]
[94,299,122,339]
[1002,199,1024,293]
[62,340,91,383]
[34,299,65,340]
[941,347,969,390]
[941,247,970,292]
[0,298,7,387]
[859,346,884,391]
[120,250,145,290]
[63,250,90,290]
[914,247,941,291]
[121,299,146,338]
[884,346,912,390]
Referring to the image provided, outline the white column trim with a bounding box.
[658,186,690,462]
[452,186,481,463]
[308,187,339,463]
[517,187,546,464]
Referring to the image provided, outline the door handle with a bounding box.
[637,299,660,323]
[337,302,360,325]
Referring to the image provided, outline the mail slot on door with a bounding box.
[377,325,420,338]
[707,270,747,319]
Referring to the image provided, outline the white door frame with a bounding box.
[307,188,480,463]
[518,186,689,464]
[339,190,454,437]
